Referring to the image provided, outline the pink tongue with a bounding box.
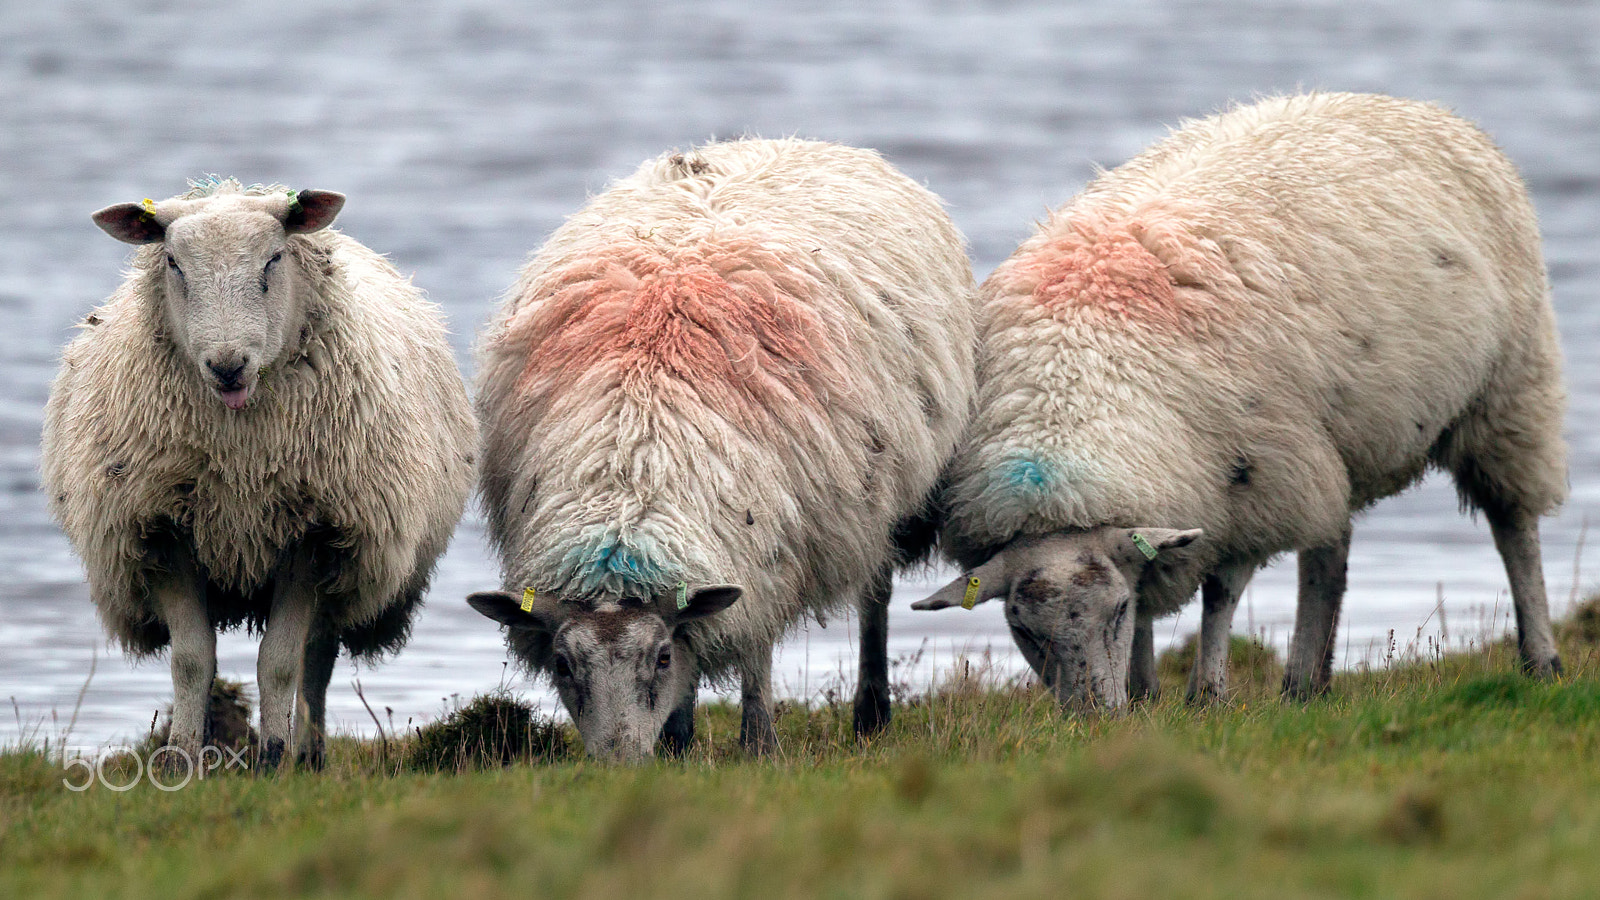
[219,383,253,410]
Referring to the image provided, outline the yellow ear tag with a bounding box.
[520,587,536,613]
[1131,532,1159,561]
[675,581,689,610]
[140,198,157,218]
[961,576,981,610]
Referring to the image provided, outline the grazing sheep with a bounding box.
[467,138,976,760]
[913,93,1567,710]
[43,178,475,768]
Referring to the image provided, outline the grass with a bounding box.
[404,691,568,773]
[7,609,1600,899]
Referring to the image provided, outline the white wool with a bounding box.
[43,189,475,657]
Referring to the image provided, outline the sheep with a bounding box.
[42,178,476,769]
[466,138,976,761]
[912,93,1568,710]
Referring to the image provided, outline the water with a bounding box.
[1,0,1595,749]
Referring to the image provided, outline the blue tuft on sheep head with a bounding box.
[91,181,344,411]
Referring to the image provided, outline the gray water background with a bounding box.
[1,1,1595,749]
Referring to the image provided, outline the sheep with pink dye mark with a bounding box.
[468,138,977,760]
[914,93,1567,710]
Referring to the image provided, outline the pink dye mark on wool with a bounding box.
[1002,214,1229,333]
[504,236,846,431]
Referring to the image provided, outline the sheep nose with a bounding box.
[206,358,248,388]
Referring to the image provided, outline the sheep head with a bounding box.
[91,187,345,411]
[913,526,1201,711]
[467,583,742,762]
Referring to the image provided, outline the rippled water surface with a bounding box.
[2,1,1596,748]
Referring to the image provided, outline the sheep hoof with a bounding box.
[296,746,326,772]
[1521,653,1563,680]
[1185,684,1231,707]
[259,737,286,772]
[154,742,201,778]
[738,710,778,756]
[852,684,891,737]
[1279,673,1331,702]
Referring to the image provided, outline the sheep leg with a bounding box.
[1488,508,1562,678]
[1186,563,1253,704]
[151,552,213,773]
[658,673,698,757]
[738,646,778,755]
[296,615,339,770]
[1283,528,1351,699]
[1129,613,1159,702]
[852,565,895,737]
[257,547,317,771]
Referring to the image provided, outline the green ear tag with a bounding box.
[961,576,981,610]
[676,581,689,610]
[1131,532,1159,561]
[286,189,301,214]
[520,587,536,613]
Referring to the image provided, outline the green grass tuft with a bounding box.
[403,691,570,773]
[1560,591,1600,644]
[1157,631,1283,686]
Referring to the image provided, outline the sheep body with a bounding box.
[44,178,475,763]
[932,93,1565,705]
[473,138,975,757]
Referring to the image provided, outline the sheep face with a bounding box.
[91,190,345,411]
[468,585,742,762]
[913,527,1200,711]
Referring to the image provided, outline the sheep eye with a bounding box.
[551,654,573,680]
[259,253,282,292]
[165,253,181,275]
[656,648,672,671]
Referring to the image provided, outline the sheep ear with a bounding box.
[284,190,345,234]
[664,584,742,628]
[92,203,166,244]
[912,556,1010,610]
[1114,528,1203,567]
[467,590,559,633]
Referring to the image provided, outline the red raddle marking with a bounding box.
[998,211,1232,333]
[502,236,846,431]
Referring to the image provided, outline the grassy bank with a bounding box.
[7,631,1600,899]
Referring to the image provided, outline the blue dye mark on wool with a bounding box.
[970,453,1097,526]
[186,174,231,195]
[182,174,288,199]
[996,456,1058,495]
[558,530,681,597]
[1001,458,1053,492]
